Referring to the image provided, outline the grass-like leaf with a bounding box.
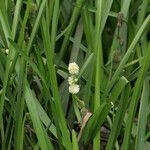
[24,82,54,150]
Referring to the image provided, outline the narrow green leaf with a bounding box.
[135,79,149,150]
[106,84,131,150]
[72,130,79,150]
[26,0,46,53]
[78,53,94,79]
[35,97,57,137]
[11,0,23,39]
[103,15,150,99]
[122,43,150,150]
[81,102,111,145]
[109,76,129,103]
[24,82,54,150]
[58,0,85,62]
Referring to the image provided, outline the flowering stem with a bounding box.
[72,95,82,123]
[93,0,103,149]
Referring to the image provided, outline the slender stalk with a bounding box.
[93,0,103,149]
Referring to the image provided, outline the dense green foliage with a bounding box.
[0,0,150,149]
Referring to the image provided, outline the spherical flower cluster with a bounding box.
[68,62,80,94]
[69,84,80,94]
[68,62,79,74]
[68,76,78,85]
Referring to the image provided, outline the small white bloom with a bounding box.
[68,76,74,85]
[5,49,9,54]
[69,84,80,94]
[68,76,78,85]
[68,62,79,74]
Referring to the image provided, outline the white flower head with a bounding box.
[68,76,74,85]
[5,49,9,54]
[68,76,78,85]
[68,62,79,75]
[69,84,80,94]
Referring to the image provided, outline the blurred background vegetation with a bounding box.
[0,0,150,149]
